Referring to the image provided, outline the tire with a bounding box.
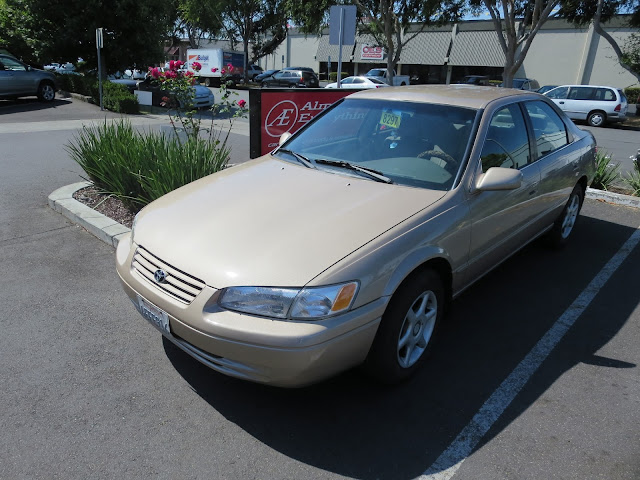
[204,77,212,87]
[547,184,584,248]
[37,82,55,102]
[261,82,268,88]
[587,110,606,127]
[363,268,444,384]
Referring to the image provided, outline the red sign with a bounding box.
[259,90,353,155]
[361,46,385,60]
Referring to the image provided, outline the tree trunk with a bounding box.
[593,0,640,83]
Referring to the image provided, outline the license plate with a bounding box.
[137,296,170,334]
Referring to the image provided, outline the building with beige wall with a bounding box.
[257,16,639,89]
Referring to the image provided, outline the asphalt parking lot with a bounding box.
[1,97,639,479]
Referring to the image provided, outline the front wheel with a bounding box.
[587,111,606,127]
[547,184,584,248]
[363,268,444,384]
[37,82,55,102]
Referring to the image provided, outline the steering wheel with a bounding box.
[417,149,458,173]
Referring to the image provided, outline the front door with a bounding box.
[467,103,545,281]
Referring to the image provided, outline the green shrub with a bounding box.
[591,150,620,190]
[329,72,349,82]
[66,120,230,211]
[624,87,640,105]
[56,73,96,96]
[101,82,139,114]
[625,151,640,196]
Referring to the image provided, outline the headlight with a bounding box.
[218,282,359,320]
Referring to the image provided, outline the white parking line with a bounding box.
[419,225,640,480]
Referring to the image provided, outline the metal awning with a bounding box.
[400,30,452,65]
[448,30,505,67]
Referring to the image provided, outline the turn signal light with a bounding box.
[614,103,621,112]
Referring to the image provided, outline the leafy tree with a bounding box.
[353,0,464,85]
[470,0,560,87]
[558,0,640,83]
[220,0,290,83]
[0,0,177,71]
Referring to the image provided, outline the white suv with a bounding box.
[544,85,628,127]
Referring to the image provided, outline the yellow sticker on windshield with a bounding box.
[379,111,402,129]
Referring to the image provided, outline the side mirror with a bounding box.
[279,132,292,146]
[475,167,523,191]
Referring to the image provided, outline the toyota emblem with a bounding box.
[154,269,168,283]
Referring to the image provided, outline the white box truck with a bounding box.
[186,49,245,87]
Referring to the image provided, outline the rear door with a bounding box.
[523,99,578,223]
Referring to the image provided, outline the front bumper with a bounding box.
[115,234,385,387]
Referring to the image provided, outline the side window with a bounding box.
[341,77,354,84]
[1,57,26,72]
[352,78,364,84]
[480,104,530,172]
[595,88,615,101]
[569,87,595,100]
[524,101,569,158]
[546,86,568,99]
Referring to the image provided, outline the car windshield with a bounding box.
[275,98,478,191]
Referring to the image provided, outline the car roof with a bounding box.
[550,84,619,89]
[347,84,535,109]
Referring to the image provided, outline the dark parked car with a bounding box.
[260,69,319,88]
[460,75,490,86]
[282,66,317,74]
[254,69,279,83]
[537,85,558,94]
[0,54,57,101]
[499,78,540,91]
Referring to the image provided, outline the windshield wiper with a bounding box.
[276,149,315,169]
[315,159,393,184]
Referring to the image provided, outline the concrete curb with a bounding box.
[48,182,131,248]
[49,183,639,249]
[586,187,640,209]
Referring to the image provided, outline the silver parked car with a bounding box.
[0,54,57,102]
[116,85,596,387]
[544,85,628,127]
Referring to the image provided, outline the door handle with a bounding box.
[559,101,565,104]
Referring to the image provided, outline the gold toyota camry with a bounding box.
[116,85,596,387]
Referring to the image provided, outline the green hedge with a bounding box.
[56,73,95,96]
[100,82,139,114]
[56,73,138,114]
[624,87,640,104]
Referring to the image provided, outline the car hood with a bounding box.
[133,157,446,288]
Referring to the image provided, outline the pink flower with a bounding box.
[227,63,233,69]
[211,67,218,73]
[169,60,175,70]
[237,99,246,108]
[192,61,201,72]
[164,70,177,79]
[175,60,184,69]
[221,68,226,74]
[148,67,160,79]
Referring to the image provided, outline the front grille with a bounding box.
[132,246,206,304]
